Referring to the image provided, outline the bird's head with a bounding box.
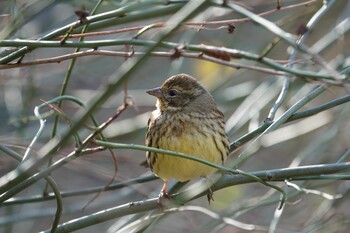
[147,74,214,112]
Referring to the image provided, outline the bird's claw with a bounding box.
[157,190,171,209]
[207,188,214,204]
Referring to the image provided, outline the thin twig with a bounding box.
[40,162,350,233]
[0,0,209,201]
[0,49,286,76]
[0,44,340,83]
[285,180,342,200]
[54,0,319,39]
[0,145,63,233]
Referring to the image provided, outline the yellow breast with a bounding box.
[149,113,227,182]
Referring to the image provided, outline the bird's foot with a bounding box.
[157,190,171,209]
[206,187,214,204]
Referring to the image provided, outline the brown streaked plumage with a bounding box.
[145,73,229,201]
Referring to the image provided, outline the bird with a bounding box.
[145,73,229,202]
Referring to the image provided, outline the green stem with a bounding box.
[0,39,337,81]
[0,145,62,233]
[41,162,350,233]
[231,93,350,151]
[222,0,344,83]
[3,175,156,206]
[0,0,183,64]
[232,84,328,167]
[94,140,286,207]
[46,0,105,196]
[337,148,350,164]
[52,0,104,139]
[0,0,210,201]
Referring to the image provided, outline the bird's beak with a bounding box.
[146,87,163,98]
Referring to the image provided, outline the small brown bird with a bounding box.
[145,74,229,201]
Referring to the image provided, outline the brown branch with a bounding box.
[186,0,319,25]
[82,147,118,211]
[0,49,287,76]
[54,0,320,39]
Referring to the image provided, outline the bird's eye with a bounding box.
[168,89,178,96]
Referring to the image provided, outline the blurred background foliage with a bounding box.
[0,0,349,232]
